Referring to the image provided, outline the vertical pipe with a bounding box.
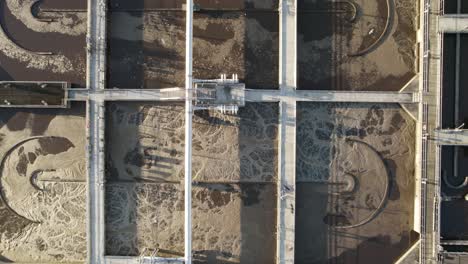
[185,0,193,263]
[455,0,461,126]
[454,28,460,178]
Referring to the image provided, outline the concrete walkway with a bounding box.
[86,0,107,263]
[68,88,419,103]
[439,15,468,33]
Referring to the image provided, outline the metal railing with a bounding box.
[433,0,444,256]
[423,1,430,93]
[419,0,433,260]
[421,102,429,264]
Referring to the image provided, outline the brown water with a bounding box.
[440,146,468,244]
[105,102,278,262]
[0,0,87,87]
[0,103,87,263]
[107,1,279,89]
[297,0,417,91]
[295,102,418,264]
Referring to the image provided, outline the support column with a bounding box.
[87,0,107,263]
[277,0,296,263]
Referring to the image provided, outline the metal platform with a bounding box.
[0,81,69,108]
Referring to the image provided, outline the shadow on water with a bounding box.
[105,101,197,257]
[295,102,417,264]
[106,1,279,260]
[0,254,13,263]
[444,0,458,13]
[108,0,278,89]
[192,183,275,264]
[0,102,84,135]
[295,102,334,263]
[444,0,468,14]
[108,0,183,10]
[297,0,336,90]
[107,0,147,89]
[105,101,138,256]
[297,0,407,91]
[193,7,279,89]
[440,199,468,241]
[440,146,468,196]
[440,146,468,241]
[242,11,279,89]
[0,66,13,82]
[193,9,278,89]
[442,34,457,128]
[108,0,186,88]
[327,231,419,264]
[192,102,278,263]
[441,34,468,129]
[238,103,278,264]
[105,101,186,256]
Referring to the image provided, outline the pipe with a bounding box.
[454,30,460,178]
[184,0,193,263]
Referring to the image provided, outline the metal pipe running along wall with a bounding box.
[184,0,194,263]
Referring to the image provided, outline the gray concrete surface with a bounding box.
[86,0,107,262]
[0,0,425,263]
[439,15,468,33]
